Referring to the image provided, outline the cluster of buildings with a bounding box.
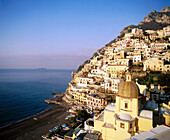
[65,25,170,110]
[124,26,170,41]
[94,73,170,140]
[43,26,170,140]
[44,72,170,140]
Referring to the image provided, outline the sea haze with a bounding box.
[0,69,73,127]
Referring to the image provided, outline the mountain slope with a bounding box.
[114,6,170,41]
[139,6,170,30]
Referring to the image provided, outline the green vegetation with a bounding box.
[134,72,170,88]
[66,110,91,128]
[77,65,84,72]
[130,63,143,69]
[93,52,99,58]
[77,110,91,120]
[77,59,90,72]
[67,117,77,128]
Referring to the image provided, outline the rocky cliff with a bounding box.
[115,6,170,40]
[139,6,170,30]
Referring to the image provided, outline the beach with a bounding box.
[0,98,70,140]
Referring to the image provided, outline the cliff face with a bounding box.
[138,6,170,30]
[115,6,170,41]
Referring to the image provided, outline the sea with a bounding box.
[0,69,73,128]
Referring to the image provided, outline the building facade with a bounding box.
[94,73,153,140]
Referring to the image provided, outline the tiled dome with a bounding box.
[117,73,140,98]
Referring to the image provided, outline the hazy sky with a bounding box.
[0,0,169,69]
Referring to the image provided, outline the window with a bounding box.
[120,123,125,128]
[130,123,132,129]
[125,103,128,109]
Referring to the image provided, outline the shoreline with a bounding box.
[0,93,64,129]
[0,105,53,130]
[0,97,70,140]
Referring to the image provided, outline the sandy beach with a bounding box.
[0,99,70,140]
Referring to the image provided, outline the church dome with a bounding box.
[117,73,140,98]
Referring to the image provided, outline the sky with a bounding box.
[0,0,169,69]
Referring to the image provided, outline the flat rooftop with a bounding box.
[103,123,114,128]
[105,103,116,112]
[126,125,170,140]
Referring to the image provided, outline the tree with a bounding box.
[77,110,90,120]
[67,117,77,127]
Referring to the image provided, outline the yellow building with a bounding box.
[105,47,114,59]
[143,58,164,71]
[149,33,158,41]
[117,58,130,66]
[73,91,88,105]
[108,60,115,65]
[164,52,170,62]
[107,64,128,78]
[114,51,125,60]
[164,64,170,72]
[94,73,153,140]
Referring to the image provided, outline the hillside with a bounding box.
[114,6,170,41]
[77,6,170,72]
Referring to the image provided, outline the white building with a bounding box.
[77,77,94,87]
[133,54,141,62]
[84,118,94,133]
[111,78,124,93]
[69,84,89,93]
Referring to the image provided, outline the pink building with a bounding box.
[87,94,107,109]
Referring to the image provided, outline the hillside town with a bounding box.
[42,24,170,140]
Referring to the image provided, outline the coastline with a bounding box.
[0,104,53,129]
[0,97,70,140]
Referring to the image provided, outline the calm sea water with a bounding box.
[0,69,73,128]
